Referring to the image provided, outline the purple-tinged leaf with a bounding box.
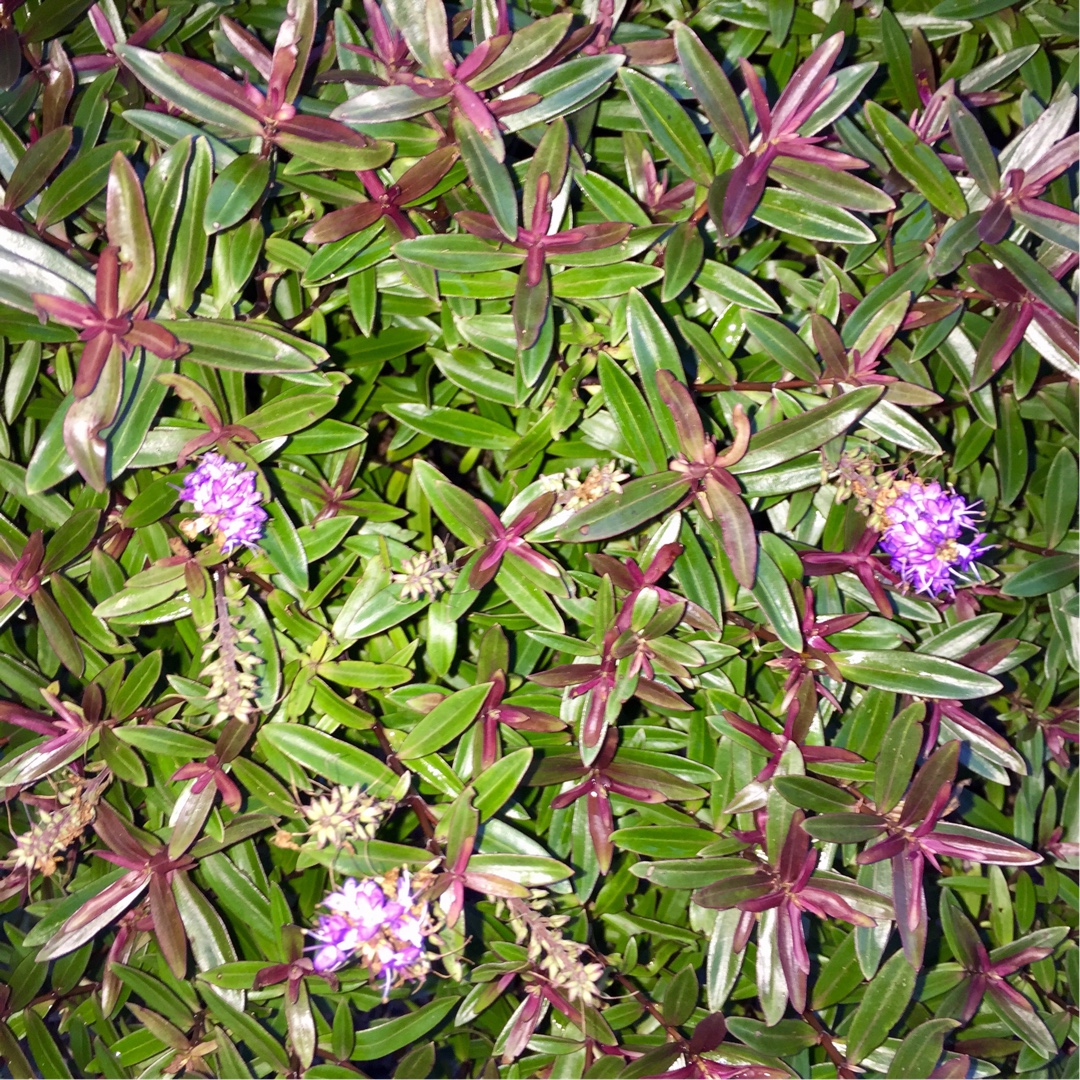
[703,477,757,589]
[939,889,982,971]
[673,23,749,155]
[928,823,1042,865]
[36,869,151,962]
[984,983,1057,1059]
[898,739,959,828]
[693,873,774,909]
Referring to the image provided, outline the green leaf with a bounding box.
[203,982,290,1073]
[166,320,321,375]
[351,997,458,1061]
[498,55,625,133]
[948,97,1000,197]
[395,234,524,272]
[996,391,1027,506]
[750,543,800,650]
[552,263,662,299]
[386,403,518,450]
[465,854,572,886]
[769,157,896,213]
[203,154,270,235]
[318,660,412,689]
[731,386,884,474]
[4,126,72,210]
[874,701,924,814]
[1044,448,1078,549]
[844,950,917,1064]
[597,355,667,473]
[397,683,492,761]
[662,220,705,302]
[662,964,699,1027]
[454,112,516,239]
[620,69,713,187]
[258,724,398,795]
[611,825,714,858]
[25,396,76,494]
[273,134,393,172]
[0,225,95,314]
[886,1019,960,1078]
[106,153,155,314]
[754,189,876,244]
[865,99,968,219]
[498,554,564,632]
[114,726,214,758]
[860,399,942,454]
[880,7,921,115]
[167,137,212,312]
[725,1018,819,1057]
[1001,555,1077,598]
[698,261,780,314]
[984,984,1057,1059]
[4,340,40,423]
[470,14,573,90]
[22,1008,72,1080]
[576,171,652,227]
[474,748,533,821]
[742,312,819,382]
[626,289,686,455]
[773,776,857,814]
[555,473,688,542]
[832,650,1002,699]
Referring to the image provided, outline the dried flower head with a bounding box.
[391,537,456,602]
[878,478,989,596]
[301,784,397,850]
[308,868,438,995]
[179,453,268,554]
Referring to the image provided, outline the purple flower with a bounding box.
[179,453,268,554]
[878,479,988,596]
[308,872,434,993]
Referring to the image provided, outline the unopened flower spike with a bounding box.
[179,453,269,554]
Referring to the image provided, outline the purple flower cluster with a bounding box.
[879,479,988,596]
[179,453,268,554]
[309,873,431,992]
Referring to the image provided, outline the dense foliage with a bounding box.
[0,1,1077,1077]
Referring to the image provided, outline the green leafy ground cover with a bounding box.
[0,0,1077,1077]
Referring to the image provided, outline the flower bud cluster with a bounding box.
[301,784,398,851]
[391,537,456,602]
[3,776,104,877]
[542,462,630,511]
[508,898,605,1009]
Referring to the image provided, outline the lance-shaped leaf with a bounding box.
[731,386,885,474]
[831,650,1002,699]
[37,869,150,962]
[673,23,749,155]
[113,46,266,134]
[106,153,154,313]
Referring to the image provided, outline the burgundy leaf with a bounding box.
[304,201,385,244]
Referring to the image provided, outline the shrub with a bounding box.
[0,1,1076,1077]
